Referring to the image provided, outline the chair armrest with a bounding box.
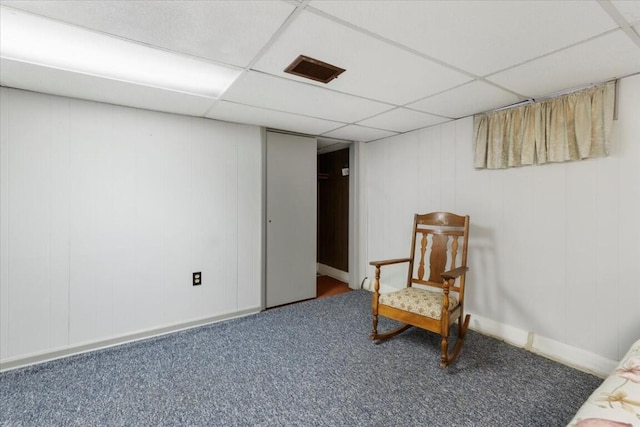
[441,266,468,280]
[369,258,411,267]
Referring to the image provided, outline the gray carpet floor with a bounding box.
[0,290,600,426]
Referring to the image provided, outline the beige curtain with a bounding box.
[474,81,615,169]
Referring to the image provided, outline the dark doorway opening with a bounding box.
[317,148,349,273]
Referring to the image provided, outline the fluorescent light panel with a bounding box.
[0,7,241,98]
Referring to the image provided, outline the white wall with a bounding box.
[359,74,640,374]
[0,88,262,366]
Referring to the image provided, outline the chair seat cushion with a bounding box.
[378,287,459,320]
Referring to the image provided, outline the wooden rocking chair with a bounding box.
[370,212,471,368]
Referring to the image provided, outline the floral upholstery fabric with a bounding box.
[567,339,640,426]
[378,287,458,320]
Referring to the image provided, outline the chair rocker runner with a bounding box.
[370,212,471,368]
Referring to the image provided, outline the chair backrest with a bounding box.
[407,212,470,296]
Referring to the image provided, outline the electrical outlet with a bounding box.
[193,272,201,286]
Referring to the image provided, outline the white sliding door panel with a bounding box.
[266,132,316,308]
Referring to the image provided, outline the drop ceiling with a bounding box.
[1,0,639,143]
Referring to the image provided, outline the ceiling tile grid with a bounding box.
[205,100,345,136]
[252,9,472,106]
[308,0,618,76]
[487,30,640,98]
[322,124,398,142]
[1,0,640,142]
[612,0,640,25]
[407,81,522,119]
[356,108,451,133]
[220,70,394,124]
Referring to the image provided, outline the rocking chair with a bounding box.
[370,212,471,367]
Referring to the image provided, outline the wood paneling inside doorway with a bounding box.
[317,148,349,272]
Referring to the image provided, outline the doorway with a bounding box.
[317,145,350,289]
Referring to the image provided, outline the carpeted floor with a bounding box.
[0,290,600,426]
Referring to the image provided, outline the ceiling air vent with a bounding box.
[284,55,345,84]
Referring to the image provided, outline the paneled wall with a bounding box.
[359,74,640,368]
[0,88,262,364]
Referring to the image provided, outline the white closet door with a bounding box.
[266,132,316,308]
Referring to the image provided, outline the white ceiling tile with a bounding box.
[253,10,471,105]
[206,101,344,136]
[222,71,393,123]
[0,58,216,117]
[612,0,640,25]
[0,0,295,67]
[322,125,398,142]
[407,81,522,119]
[310,0,617,76]
[487,31,640,98]
[357,108,450,133]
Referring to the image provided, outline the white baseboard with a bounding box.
[0,306,261,372]
[317,263,349,283]
[467,313,530,348]
[468,312,617,378]
[532,334,618,378]
[360,287,618,378]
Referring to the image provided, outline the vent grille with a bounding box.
[284,55,345,84]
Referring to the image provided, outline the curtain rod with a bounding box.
[485,78,619,115]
